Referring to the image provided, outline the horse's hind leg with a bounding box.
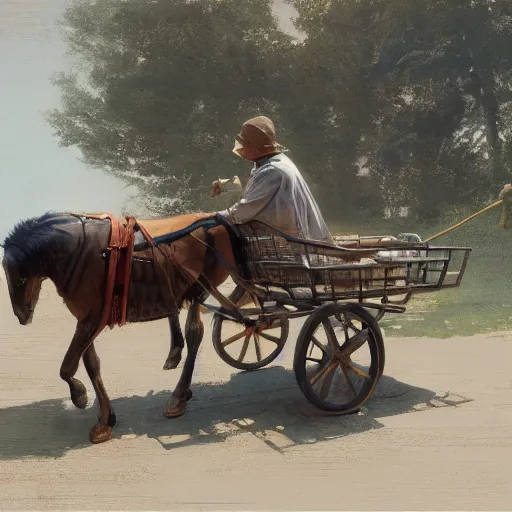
[163,313,184,370]
[60,320,97,410]
[163,300,204,418]
[82,342,116,444]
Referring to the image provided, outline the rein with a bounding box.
[139,224,243,316]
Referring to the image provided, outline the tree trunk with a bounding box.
[470,69,507,183]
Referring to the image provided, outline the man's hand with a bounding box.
[211,180,222,198]
[211,176,242,197]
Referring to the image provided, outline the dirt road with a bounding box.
[1,276,512,510]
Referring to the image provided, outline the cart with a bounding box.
[198,219,472,415]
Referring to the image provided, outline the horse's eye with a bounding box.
[18,278,27,287]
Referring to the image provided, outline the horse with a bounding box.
[1,210,235,444]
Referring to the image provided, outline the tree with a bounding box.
[275,0,390,220]
[290,0,512,221]
[46,0,295,215]
[48,0,512,224]
[368,0,512,183]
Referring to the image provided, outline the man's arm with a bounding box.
[218,167,282,224]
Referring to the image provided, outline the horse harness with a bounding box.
[84,213,231,342]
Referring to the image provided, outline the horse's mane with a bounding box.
[1,211,79,277]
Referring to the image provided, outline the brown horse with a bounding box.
[1,211,235,444]
[140,214,233,371]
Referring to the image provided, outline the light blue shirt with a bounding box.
[219,153,333,242]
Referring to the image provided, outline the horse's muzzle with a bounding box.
[16,304,34,326]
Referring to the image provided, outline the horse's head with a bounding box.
[2,253,43,325]
[1,212,74,325]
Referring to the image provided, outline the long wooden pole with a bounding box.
[424,200,503,242]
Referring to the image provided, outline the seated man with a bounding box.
[213,116,334,244]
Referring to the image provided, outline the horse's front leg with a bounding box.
[163,313,184,370]
[82,342,116,444]
[60,320,97,411]
[163,300,204,418]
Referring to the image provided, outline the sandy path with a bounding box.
[1,276,512,510]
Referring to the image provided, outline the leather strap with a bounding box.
[84,213,135,340]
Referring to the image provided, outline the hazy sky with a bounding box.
[0,0,300,242]
[0,0,129,242]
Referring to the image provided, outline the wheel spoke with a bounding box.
[341,365,358,396]
[341,313,350,342]
[322,319,339,352]
[340,329,369,357]
[310,358,337,386]
[311,335,328,355]
[254,333,262,362]
[347,362,371,380]
[319,362,338,400]
[306,356,323,364]
[238,292,254,308]
[259,332,281,344]
[238,334,251,362]
[347,320,361,333]
[222,330,247,348]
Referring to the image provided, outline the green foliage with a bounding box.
[46,0,512,223]
[290,0,512,221]
[46,0,294,214]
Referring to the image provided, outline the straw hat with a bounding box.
[232,116,286,156]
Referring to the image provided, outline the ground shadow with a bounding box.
[0,366,466,460]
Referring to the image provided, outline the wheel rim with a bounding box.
[214,290,288,370]
[303,309,378,409]
[218,314,286,365]
[361,300,385,321]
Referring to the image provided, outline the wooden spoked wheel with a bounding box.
[363,302,386,322]
[293,302,385,413]
[212,285,290,371]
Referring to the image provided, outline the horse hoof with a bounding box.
[71,381,88,409]
[73,393,88,410]
[163,390,192,419]
[163,348,182,370]
[163,358,180,370]
[89,424,113,444]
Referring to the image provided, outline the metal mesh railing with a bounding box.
[233,221,471,302]
[234,221,410,302]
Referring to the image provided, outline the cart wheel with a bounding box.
[358,299,386,321]
[212,285,289,371]
[293,302,385,413]
[366,307,385,322]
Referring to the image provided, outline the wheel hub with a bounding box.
[334,348,351,366]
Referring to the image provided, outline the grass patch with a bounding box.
[328,209,512,338]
